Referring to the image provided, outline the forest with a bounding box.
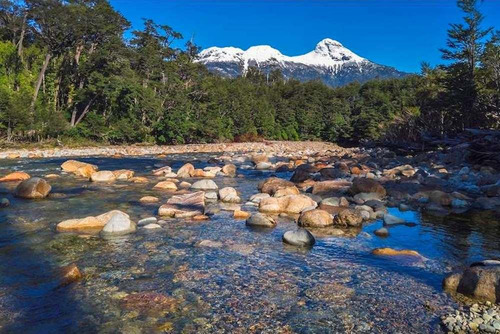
[0,0,498,146]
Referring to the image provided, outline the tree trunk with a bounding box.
[30,52,52,112]
[16,13,27,63]
[73,97,96,127]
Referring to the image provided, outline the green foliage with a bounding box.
[0,0,498,146]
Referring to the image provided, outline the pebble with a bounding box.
[442,302,500,333]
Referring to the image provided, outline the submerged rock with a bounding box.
[383,213,406,226]
[90,171,116,182]
[15,177,51,199]
[372,247,421,257]
[58,263,82,286]
[282,228,315,247]
[374,227,389,237]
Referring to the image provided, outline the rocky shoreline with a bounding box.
[0,141,340,159]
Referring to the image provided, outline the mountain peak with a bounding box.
[316,38,343,48]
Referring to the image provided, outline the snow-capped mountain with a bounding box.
[196,38,406,87]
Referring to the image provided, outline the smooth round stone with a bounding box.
[245,213,276,228]
[374,227,389,237]
[143,223,161,229]
[100,213,136,237]
[191,180,218,191]
[138,217,158,226]
[282,228,315,247]
[383,213,405,226]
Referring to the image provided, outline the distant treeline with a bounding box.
[0,0,498,145]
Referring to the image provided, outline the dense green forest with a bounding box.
[0,0,498,146]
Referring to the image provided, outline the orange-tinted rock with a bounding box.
[129,176,149,183]
[140,196,159,203]
[312,180,352,196]
[59,263,82,286]
[233,210,251,219]
[350,178,386,197]
[372,248,421,257]
[258,177,295,195]
[15,177,51,199]
[0,171,30,182]
[298,209,333,228]
[153,181,178,191]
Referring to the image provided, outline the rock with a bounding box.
[61,160,98,178]
[451,198,468,208]
[179,181,191,189]
[255,162,273,170]
[312,180,352,196]
[143,223,162,229]
[251,154,268,165]
[282,228,316,247]
[250,193,270,203]
[443,265,500,303]
[353,192,382,204]
[0,171,30,182]
[15,177,51,199]
[192,214,209,220]
[259,194,317,214]
[319,167,346,180]
[383,213,406,226]
[221,164,236,177]
[191,179,218,191]
[191,169,216,178]
[129,176,149,183]
[177,163,195,178]
[428,190,453,206]
[298,209,333,228]
[372,248,421,257]
[113,169,135,180]
[374,227,389,237]
[153,181,178,191]
[290,169,313,183]
[245,213,276,228]
[258,177,294,195]
[57,210,129,233]
[0,198,9,208]
[90,171,116,182]
[204,191,218,201]
[152,166,172,176]
[273,186,300,197]
[59,263,82,286]
[45,174,60,179]
[138,217,158,226]
[321,197,340,207]
[219,187,241,203]
[233,210,251,219]
[100,212,136,237]
[140,196,159,203]
[158,191,205,218]
[333,208,363,227]
[350,178,386,197]
[196,239,223,248]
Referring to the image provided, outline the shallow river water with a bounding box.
[0,154,498,333]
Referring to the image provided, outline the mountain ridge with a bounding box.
[196,38,407,87]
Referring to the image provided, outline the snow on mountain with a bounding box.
[196,38,406,87]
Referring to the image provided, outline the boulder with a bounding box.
[443,264,500,303]
[249,193,271,204]
[0,171,30,182]
[428,190,453,206]
[153,181,178,191]
[290,169,312,183]
[15,177,51,199]
[353,192,382,204]
[129,176,149,183]
[113,169,135,180]
[332,208,363,227]
[90,171,116,182]
[140,196,159,203]
[191,169,216,178]
[383,214,406,226]
[61,160,98,178]
[158,191,205,218]
[57,210,129,233]
[255,162,273,170]
[298,209,333,228]
[177,163,195,178]
[374,227,389,237]
[191,179,218,191]
[221,164,236,177]
[219,187,241,203]
[258,177,294,195]
[282,228,316,247]
[100,212,136,237]
[319,167,347,180]
[245,213,276,228]
[372,248,421,257]
[251,154,268,165]
[312,180,352,196]
[350,178,386,197]
[233,210,251,219]
[273,186,300,197]
[152,166,173,176]
[259,194,317,214]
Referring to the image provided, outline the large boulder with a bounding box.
[100,212,136,237]
[0,171,30,182]
[283,228,315,247]
[158,191,205,218]
[443,263,500,303]
[258,177,294,195]
[312,180,352,196]
[245,213,276,228]
[349,178,386,197]
[332,208,363,227]
[259,194,317,214]
[15,177,51,199]
[90,171,116,182]
[191,179,218,191]
[61,160,98,178]
[57,210,129,233]
[219,187,241,203]
[177,163,195,178]
[298,209,333,228]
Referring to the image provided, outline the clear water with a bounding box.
[0,154,498,333]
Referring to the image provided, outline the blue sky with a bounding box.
[110,0,500,73]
